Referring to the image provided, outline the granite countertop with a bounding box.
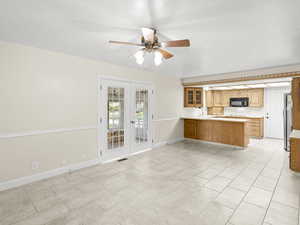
[181,116,249,123]
[290,130,300,139]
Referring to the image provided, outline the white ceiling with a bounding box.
[1,0,300,77]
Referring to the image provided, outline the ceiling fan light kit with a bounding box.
[134,50,144,65]
[109,28,190,66]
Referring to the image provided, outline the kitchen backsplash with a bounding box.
[183,106,264,117]
[224,107,265,117]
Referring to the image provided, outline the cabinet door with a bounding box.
[184,120,197,138]
[213,91,223,106]
[194,88,203,107]
[184,88,195,107]
[221,91,230,107]
[292,78,300,130]
[206,90,214,107]
[248,89,264,107]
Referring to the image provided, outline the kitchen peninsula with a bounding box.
[182,116,249,147]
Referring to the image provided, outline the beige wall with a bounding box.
[0,41,183,183]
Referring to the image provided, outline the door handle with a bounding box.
[130,121,135,124]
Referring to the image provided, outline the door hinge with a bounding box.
[100,150,102,156]
[152,90,154,94]
[152,139,154,143]
[99,117,102,123]
[152,114,154,119]
[100,85,103,90]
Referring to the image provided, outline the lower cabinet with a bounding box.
[290,137,300,172]
[184,119,198,139]
[184,119,249,147]
[220,116,264,138]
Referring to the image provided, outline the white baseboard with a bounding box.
[167,138,184,144]
[0,137,184,192]
[153,137,184,148]
[0,159,101,192]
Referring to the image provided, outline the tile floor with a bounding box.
[0,139,300,225]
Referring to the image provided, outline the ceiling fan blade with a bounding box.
[142,28,155,43]
[161,39,190,47]
[109,40,143,46]
[158,48,174,59]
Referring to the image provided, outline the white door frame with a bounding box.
[97,75,154,162]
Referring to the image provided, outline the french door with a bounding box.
[98,78,153,162]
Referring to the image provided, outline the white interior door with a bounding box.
[131,84,153,154]
[99,79,130,161]
[265,87,290,139]
[98,78,153,162]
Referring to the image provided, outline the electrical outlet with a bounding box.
[31,161,40,170]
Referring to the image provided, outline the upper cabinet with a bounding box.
[248,88,264,107]
[205,88,264,108]
[184,87,203,107]
[292,77,300,130]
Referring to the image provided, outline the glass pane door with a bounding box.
[131,85,152,153]
[135,88,148,144]
[99,79,153,161]
[99,79,130,161]
[107,87,125,150]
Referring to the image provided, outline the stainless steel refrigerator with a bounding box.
[283,93,292,151]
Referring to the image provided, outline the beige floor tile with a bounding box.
[0,138,298,225]
[205,176,232,192]
[253,175,278,192]
[199,202,234,225]
[13,205,68,225]
[244,187,272,209]
[273,187,300,209]
[264,201,298,225]
[229,202,266,225]
[215,187,246,209]
[198,168,220,180]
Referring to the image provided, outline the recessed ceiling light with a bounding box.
[247,84,267,88]
[228,85,248,89]
[267,82,290,87]
[213,87,230,90]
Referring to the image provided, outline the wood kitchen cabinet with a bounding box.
[213,91,223,106]
[292,77,300,130]
[184,119,198,138]
[184,87,203,107]
[207,107,224,115]
[248,89,264,107]
[183,119,249,147]
[290,137,300,172]
[205,88,264,108]
[206,90,214,107]
[219,116,264,138]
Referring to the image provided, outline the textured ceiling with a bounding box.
[1,0,300,77]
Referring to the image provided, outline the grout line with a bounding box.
[257,154,285,225]
[224,151,279,225]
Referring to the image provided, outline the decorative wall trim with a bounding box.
[0,126,97,139]
[0,119,180,139]
[183,71,300,86]
[0,137,185,192]
[0,159,101,192]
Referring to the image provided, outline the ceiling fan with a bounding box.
[109,27,190,66]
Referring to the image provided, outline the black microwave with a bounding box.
[230,97,249,107]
